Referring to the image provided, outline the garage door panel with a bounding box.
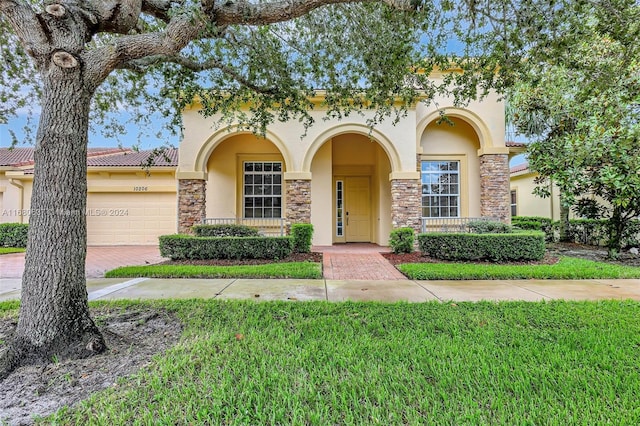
[87,193,176,245]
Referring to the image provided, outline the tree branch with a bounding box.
[0,0,50,60]
[119,54,280,95]
[213,0,417,26]
[83,0,417,89]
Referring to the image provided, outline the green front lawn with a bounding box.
[21,299,639,424]
[105,262,322,279]
[0,247,25,255]
[398,257,640,280]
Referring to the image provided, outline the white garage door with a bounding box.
[87,192,176,245]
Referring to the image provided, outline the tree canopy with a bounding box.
[508,0,640,254]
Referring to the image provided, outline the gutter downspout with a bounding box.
[9,178,24,224]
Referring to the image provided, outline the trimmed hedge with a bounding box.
[159,234,293,260]
[192,224,260,237]
[467,220,512,234]
[291,223,314,253]
[418,231,546,262]
[0,223,29,248]
[389,227,415,254]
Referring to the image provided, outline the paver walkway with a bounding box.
[314,243,407,280]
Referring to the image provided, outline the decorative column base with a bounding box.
[480,154,511,224]
[178,179,206,234]
[285,179,311,232]
[391,179,422,235]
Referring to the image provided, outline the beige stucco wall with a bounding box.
[510,171,561,220]
[310,140,332,245]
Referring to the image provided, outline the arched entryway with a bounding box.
[308,132,394,246]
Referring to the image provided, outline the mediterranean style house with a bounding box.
[1,88,524,246]
[178,90,524,246]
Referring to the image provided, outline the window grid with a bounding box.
[421,160,460,218]
[336,181,344,237]
[243,161,282,218]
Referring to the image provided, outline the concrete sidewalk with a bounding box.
[2,277,639,303]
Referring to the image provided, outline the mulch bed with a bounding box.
[158,252,323,266]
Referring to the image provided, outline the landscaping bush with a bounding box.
[418,231,546,262]
[512,216,557,242]
[291,223,314,253]
[567,219,608,246]
[159,234,293,260]
[467,220,512,234]
[0,223,29,248]
[192,224,260,237]
[389,227,414,254]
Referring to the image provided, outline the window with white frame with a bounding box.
[243,161,282,218]
[510,190,517,216]
[421,160,460,218]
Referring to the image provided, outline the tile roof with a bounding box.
[0,147,178,168]
[86,148,178,167]
[505,141,527,148]
[510,162,530,174]
[0,147,35,166]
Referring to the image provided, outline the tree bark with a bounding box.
[0,57,105,379]
[559,194,570,243]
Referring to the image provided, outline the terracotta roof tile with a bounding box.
[86,148,178,167]
[510,162,530,174]
[0,147,177,168]
[505,141,527,148]
[0,147,34,166]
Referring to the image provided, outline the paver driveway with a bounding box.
[0,245,165,278]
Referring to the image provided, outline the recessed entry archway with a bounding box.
[307,129,395,246]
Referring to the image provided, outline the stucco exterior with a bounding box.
[510,166,561,219]
[178,89,514,246]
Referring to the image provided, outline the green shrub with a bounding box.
[159,234,293,260]
[512,216,556,241]
[389,227,415,254]
[467,220,512,234]
[291,223,314,253]
[418,231,546,262]
[567,219,607,246]
[0,223,29,248]
[192,224,260,237]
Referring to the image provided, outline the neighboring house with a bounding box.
[178,88,524,246]
[0,147,177,245]
[509,162,563,220]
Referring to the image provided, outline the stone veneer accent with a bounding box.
[390,179,422,235]
[178,179,206,234]
[479,154,511,223]
[285,179,311,231]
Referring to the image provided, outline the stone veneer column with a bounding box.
[178,179,206,234]
[479,154,511,224]
[285,179,311,231]
[390,179,422,235]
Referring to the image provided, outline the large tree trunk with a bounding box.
[1,66,105,378]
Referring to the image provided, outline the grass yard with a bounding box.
[105,262,322,279]
[398,256,640,280]
[0,247,25,255]
[3,299,634,424]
